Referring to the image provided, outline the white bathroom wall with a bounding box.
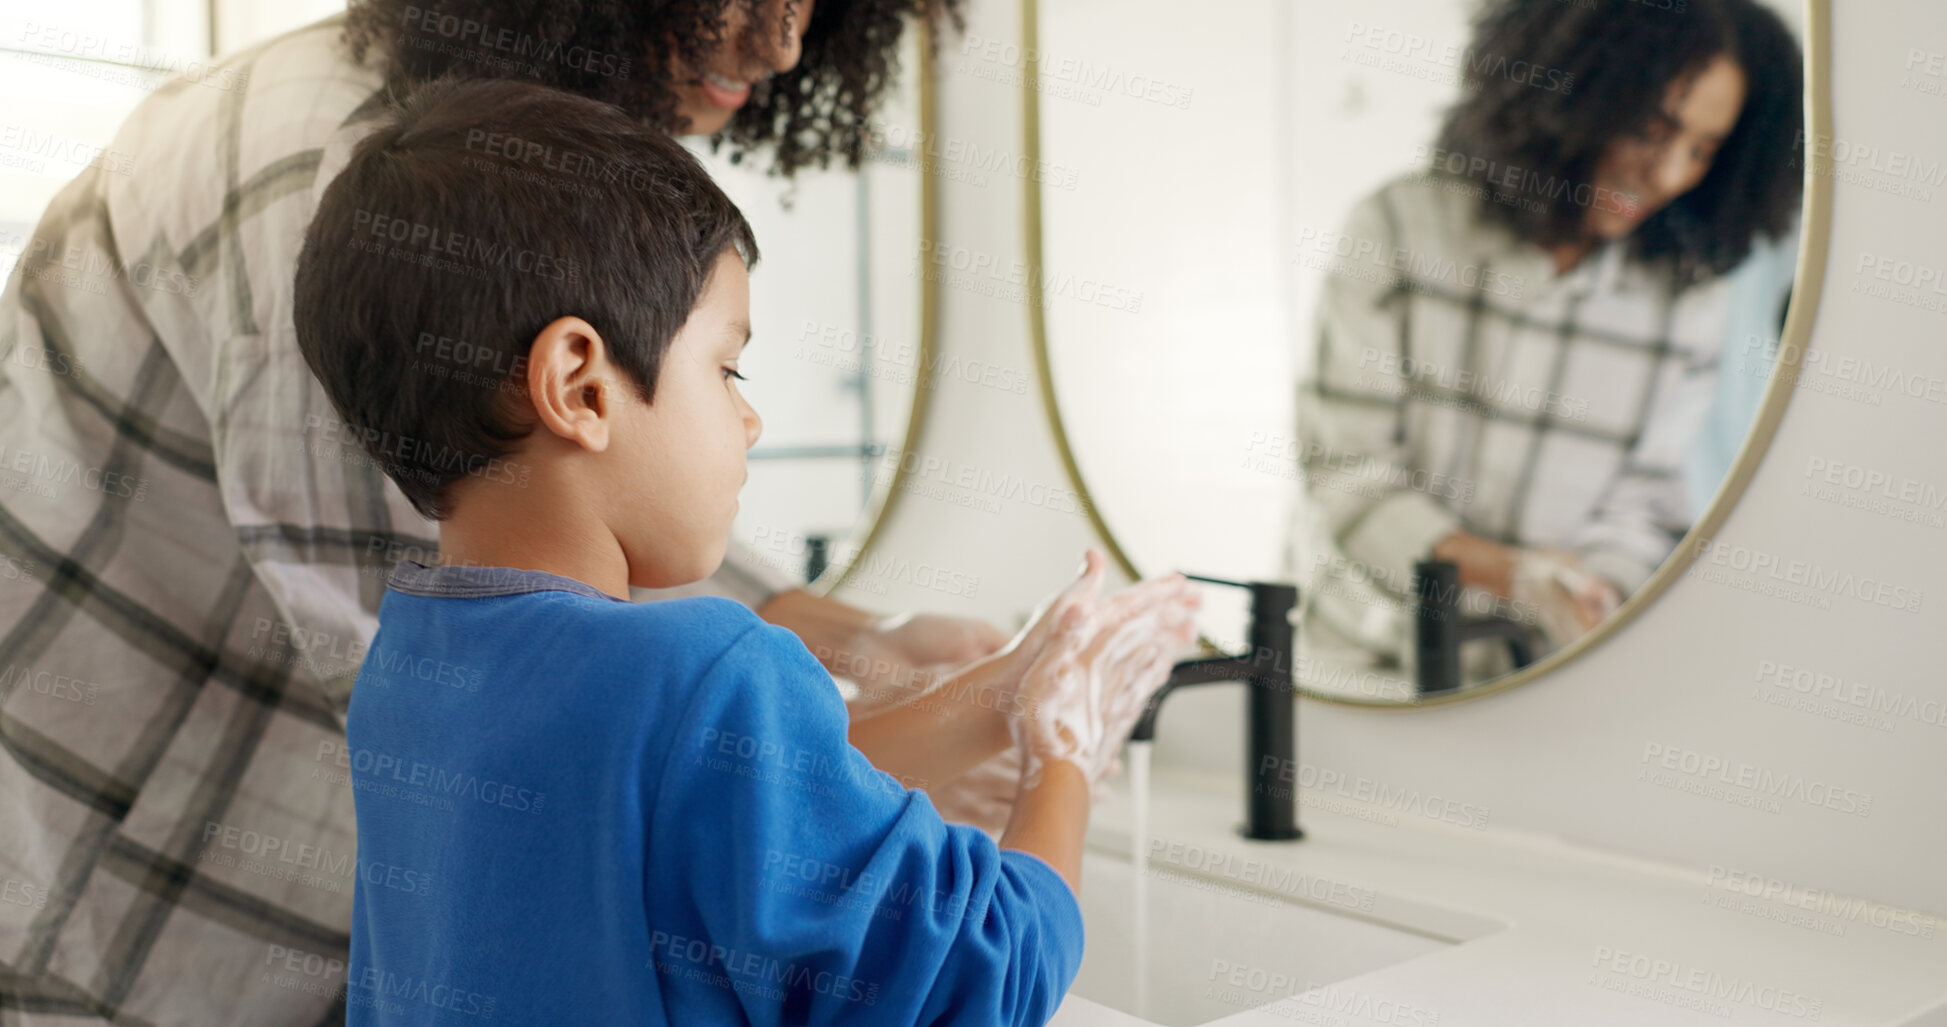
[823,0,1102,625]
[852,0,1947,920]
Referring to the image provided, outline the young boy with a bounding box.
[292,77,1195,1024]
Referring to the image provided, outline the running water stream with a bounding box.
[1127,739,1153,1020]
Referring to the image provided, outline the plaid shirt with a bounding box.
[1291,172,1729,666]
[0,17,792,1025]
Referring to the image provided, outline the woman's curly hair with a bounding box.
[342,0,963,178]
[1432,0,1803,284]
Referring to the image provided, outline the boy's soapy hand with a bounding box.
[1009,569,1200,787]
[927,548,1190,832]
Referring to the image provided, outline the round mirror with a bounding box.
[693,25,931,597]
[1032,0,1829,703]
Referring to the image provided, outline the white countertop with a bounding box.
[1050,763,1946,1027]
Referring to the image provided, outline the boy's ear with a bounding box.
[524,316,613,453]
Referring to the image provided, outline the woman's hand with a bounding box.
[840,612,1012,713]
[758,589,1011,714]
[1510,548,1623,646]
[1431,533,1621,646]
[874,613,1013,673]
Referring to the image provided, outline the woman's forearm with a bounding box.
[756,588,878,669]
[1432,530,1520,597]
[846,668,1013,786]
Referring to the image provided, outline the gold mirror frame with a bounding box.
[1021,0,1835,706]
[809,18,942,597]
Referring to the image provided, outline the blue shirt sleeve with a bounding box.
[649,619,1085,1026]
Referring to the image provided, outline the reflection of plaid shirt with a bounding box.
[0,18,790,1024]
[1291,173,1729,661]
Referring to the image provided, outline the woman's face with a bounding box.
[1586,54,1747,240]
[670,0,817,136]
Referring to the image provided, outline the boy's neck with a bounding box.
[434,476,634,601]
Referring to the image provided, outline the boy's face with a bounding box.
[613,250,762,589]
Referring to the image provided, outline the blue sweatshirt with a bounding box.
[343,561,1084,1026]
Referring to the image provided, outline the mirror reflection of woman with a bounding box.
[1294,0,1804,685]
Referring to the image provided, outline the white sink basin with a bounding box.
[1067,842,1456,1026]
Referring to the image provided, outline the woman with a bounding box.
[1294,0,1803,688]
[0,3,1081,1022]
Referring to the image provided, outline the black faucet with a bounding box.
[1413,559,1541,696]
[1128,575,1303,841]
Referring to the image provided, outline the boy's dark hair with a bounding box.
[293,76,758,520]
[342,0,965,180]
[1432,0,1804,284]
